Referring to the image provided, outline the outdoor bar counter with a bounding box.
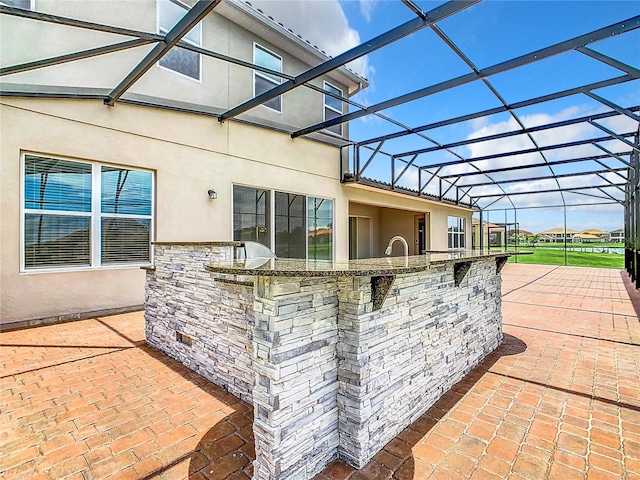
[144,242,509,480]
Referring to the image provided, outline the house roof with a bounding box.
[574,233,600,239]
[610,229,624,233]
[580,229,609,235]
[471,217,499,228]
[539,228,579,235]
[508,229,533,236]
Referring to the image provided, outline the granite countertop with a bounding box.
[153,241,242,246]
[205,250,510,277]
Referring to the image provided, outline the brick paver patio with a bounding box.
[1,264,639,479]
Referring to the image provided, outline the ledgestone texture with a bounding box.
[145,246,503,480]
[145,244,254,402]
[336,259,502,467]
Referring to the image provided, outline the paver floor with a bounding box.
[1,264,639,479]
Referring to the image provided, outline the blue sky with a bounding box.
[254,0,639,233]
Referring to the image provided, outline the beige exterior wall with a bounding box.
[1,103,471,328]
[346,185,473,252]
[0,97,351,325]
[378,208,420,256]
[1,1,479,329]
[348,203,380,257]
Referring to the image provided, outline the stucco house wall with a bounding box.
[0,98,350,325]
[0,1,473,327]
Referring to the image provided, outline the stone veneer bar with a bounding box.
[144,243,509,480]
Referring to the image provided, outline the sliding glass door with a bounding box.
[233,185,334,260]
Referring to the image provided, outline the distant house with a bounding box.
[574,229,611,243]
[538,228,578,243]
[472,217,504,248]
[507,229,533,244]
[508,229,533,237]
[572,233,602,244]
[610,229,625,243]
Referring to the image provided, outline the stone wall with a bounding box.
[252,276,340,480]
[336,257,502,467]
[145,248,505,479]
[144,244,255,402]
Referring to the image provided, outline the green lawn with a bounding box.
[507,246,624,268]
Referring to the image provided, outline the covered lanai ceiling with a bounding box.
[1,0,639,212]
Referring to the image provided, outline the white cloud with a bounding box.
[359,0,379,23]
[247,0,374,79]
[456,104,634,208]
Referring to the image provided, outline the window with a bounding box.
[100,166,153,264]
[324,82,343,136]
[448,216,465,249]
[233,186,333,260]
[158,0,201,80]
[233,185,271,247]
[308,197,333,260]
[275,192,306,259]
[23,155,153,270]
[1,0,32,8]
[254,44,282,112]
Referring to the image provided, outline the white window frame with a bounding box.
[447,216,466,249]
[20,153,155,273]
[253,43,283,114]
[0,0,33,9]
[156,0,202,82]
[323,81,343,136]
[231,183,334,260]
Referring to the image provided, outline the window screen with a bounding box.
[23,155,153,270]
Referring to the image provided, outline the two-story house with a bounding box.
[538,228,578,243]
[1,0,474,328]
[610,229,625,243]
[572,229,611,243]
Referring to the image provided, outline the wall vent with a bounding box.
[176,331,194,346]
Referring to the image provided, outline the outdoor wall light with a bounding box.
[207,189,217,200]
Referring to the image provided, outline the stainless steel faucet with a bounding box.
[385,236,409,256]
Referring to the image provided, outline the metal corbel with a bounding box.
[592,159,629,181]
[596,186,624,201]
[441,178,461,199]
[596,173,626,193]
[570,190,620,202]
